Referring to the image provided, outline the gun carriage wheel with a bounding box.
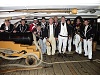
[25,55,38,65]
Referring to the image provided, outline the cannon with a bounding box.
[0,32,42,66]
[0,32,33,45]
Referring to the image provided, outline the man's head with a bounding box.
[74,16,83,25]
[76,19,81,24]
[21,19,26,25]
[49,17,54,25]
[37,25,41,31]
[54,16,58,23]
[67,19,71,25]
[33,18,38,24]
[61,16,66,23]
[4,20,10,26]
[42,17,46,23]
[84,19,89,26]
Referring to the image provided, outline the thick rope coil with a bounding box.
[0,59,100,68]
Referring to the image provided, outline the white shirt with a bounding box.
[41,22,46,25]
[5,25,9,30]
[49,24,54,36]
[60,22,68,36]
[84,25,89,37]
[41,22,46,28]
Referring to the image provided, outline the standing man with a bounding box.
[46,17,56,55]
[39,17,48,54]
[73,16,83,55]
[0,19,14,32]
[57,16,71,56]
[82,19,94,60]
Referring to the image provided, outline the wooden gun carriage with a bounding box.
[0,32,42,66]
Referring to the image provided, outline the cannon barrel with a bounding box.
[0,32,33,45]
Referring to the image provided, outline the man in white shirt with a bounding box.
[57,16,71,56]
[46,18,56,55]
[82,19,94,60]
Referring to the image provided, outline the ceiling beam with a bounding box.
[15,9,71,13]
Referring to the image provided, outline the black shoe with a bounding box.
[84,55,88,57]
[63,53,67,57]
[43,53,47,55]
[58,53,61,57]
[89,59,93,62]
[79,54,82,56]
[55,50,59,53]
[74,52,78,54]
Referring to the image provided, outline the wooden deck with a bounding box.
[0,50,100,75]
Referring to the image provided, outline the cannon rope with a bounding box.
[0,58,100,74]
[0,58,100,67]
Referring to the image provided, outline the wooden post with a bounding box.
[92,41,97,51]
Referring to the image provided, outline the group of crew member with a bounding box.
[0,16,94,60]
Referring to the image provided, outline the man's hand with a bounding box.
[38,32,40,35]
[55,38,58,40]
[80,38,83,41]
[27,31,30,32]
[68,36,71,39]
[0,30,4,32]
[89,38,93,41]
[13,30,17,33]
[46,38,49,42]
[34,31,37,34]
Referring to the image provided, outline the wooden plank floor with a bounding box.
[0,50,100,75]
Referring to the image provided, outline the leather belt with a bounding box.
[59,35,68,37]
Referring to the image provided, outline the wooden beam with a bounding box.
[15,9,71,13]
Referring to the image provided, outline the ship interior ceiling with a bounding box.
[0,0,100,75]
